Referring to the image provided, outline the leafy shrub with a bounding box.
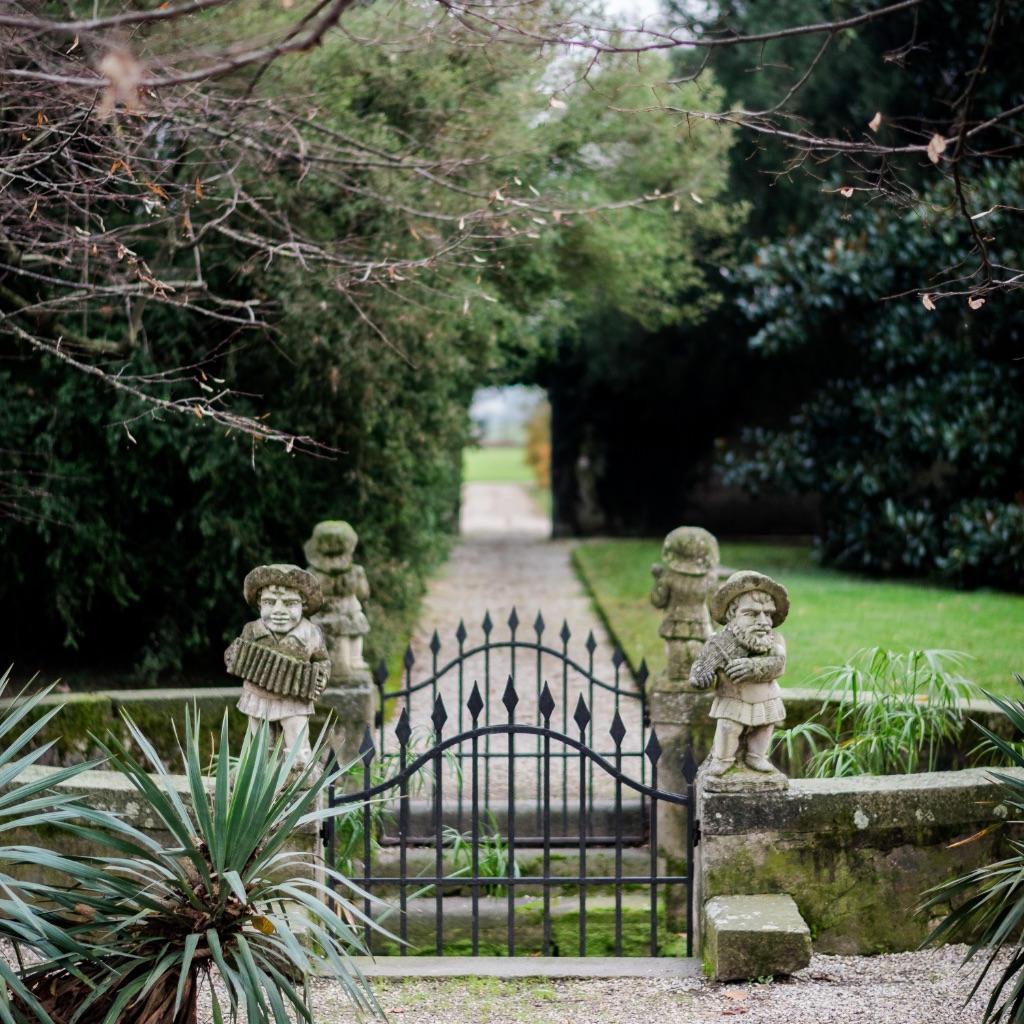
[773,648,976,777]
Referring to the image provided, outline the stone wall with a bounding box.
[0,685,374,772]
[695,767,1024,955]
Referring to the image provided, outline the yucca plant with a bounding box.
[921,674,1024,1024]
[3,710,383,1024]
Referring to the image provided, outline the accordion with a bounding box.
[227,639,323,702]
[689,629,744,691]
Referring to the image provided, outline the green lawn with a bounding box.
[462,446,534,483]
[572,539,1024,695]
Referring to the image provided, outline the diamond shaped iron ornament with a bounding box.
[533,611,545,638]
[502,675,519,717]
[394,707,412,747]
[539,682,555,724]
[429,630,441,656]
[573,694,591,734]
[585,631,597,657]
[681,740,699,783]
[373,660,389,687]
[359,727,376,767]
[403,644,415,671]
[559,620,571,646]
[610,710,627,748]
[481,610,493,637]
[467,682,484,723]
[455,619,468,646]
[612,646,625,670]
[508,607,520,632]
[636,659,649,691]
[431,695,448,736]
[645,730,663,767]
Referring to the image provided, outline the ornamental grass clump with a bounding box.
[773,647,976,777]
[0,698,382,1024]
[921,674,1024,1024]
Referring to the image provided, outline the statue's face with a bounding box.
[730,592,775,641]
[260,585,304,634]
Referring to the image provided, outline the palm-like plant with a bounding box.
[921,674,1024,1024]
[1,707,382,1024]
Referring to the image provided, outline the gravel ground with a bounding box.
[307,945,999,1023]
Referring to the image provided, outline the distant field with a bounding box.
[572,539,1024,695]
[462,446,534,483]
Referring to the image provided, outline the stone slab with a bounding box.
[348,955,703,978]
[703,894,811,982]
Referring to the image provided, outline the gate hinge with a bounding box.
[692,818,701,847]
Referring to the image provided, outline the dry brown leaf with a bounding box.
[921,293,937,311]
[869,111,882,132]
[68,35,79,53]
[927,133,947,164]
[839,186,855,198]
[723,990,749,1001]
[968,296,986,310]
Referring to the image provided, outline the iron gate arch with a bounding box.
[325,675,698,959]
[371,607,653,832]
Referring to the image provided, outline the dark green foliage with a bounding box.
[720,168,1024,589]
[922,674,1024,1024]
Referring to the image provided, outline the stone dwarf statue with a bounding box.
[689,570,789,778]
[650,527,720,687]
[225,564,331,769]
[304,521,371,686]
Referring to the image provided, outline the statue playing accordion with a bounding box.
[226,564,331,770]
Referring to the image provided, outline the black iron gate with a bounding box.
[324,675,697,958]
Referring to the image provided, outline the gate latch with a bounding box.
[692,818,701,847]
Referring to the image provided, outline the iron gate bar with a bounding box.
[328,681,694,959]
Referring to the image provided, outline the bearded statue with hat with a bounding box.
[689,570,790,779]
[225,564,331,769]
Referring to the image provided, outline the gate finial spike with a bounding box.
[431,695,448,737]
[403,644,415,671]
[373,660,388,687]
[559,620,571,646]
[585,631,597,657]
[481,610,493,637]
[508,607,520,632]
[636,658,649,692]
[645,729,663,767]
[502,675,519,717]
[359,727,376,767]
[573,694,591,734]
[467,681,484,723]
[533,611,545,638]
[455,620,468,646]
[395,707,411,747]
[612,646,625,670]
[539,682,555,724]
[430,630,442,656]
[610,710,626,748]
[682,739,699,782]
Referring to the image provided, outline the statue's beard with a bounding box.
[728,622,775,654]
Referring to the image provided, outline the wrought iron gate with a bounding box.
[323,612,697,959]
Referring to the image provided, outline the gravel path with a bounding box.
[309,945,1000,1023]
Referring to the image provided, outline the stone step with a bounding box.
[702,894,811,982]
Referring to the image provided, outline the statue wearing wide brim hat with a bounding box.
[690,569,790,788]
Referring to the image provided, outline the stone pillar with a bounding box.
[648,526,720,931]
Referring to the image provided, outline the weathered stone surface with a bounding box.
[694,768,1024,954]
[703,894,811,981]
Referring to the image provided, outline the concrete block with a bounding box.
[703,894,811,982]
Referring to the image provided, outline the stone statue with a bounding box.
[304,520,372,687]
[689,570,789,781]
[225,564,330,769]
[651,527,720,688]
